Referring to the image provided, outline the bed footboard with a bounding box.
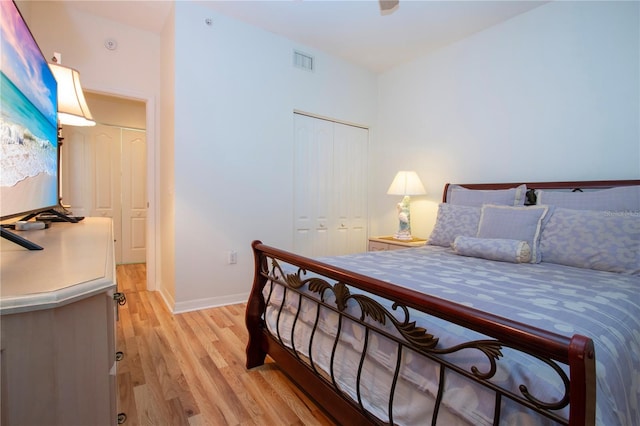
[245,241,596,426]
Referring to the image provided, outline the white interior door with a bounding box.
[332,122,368,255]
[91,126,123,262]
[121,129,147,264]
[293,114,333,257]
[61,124,146,264]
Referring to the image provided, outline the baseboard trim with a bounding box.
[172,292,250,314]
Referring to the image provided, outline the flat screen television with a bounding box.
[1,0,58,249]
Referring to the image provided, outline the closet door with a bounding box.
[332,122,368,255]
[61,124,146,264]
[293,114,333,256]
[121,129,147,264]
[293,114,368,257]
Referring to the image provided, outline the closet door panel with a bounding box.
[91,126,122,263]
[121,129,147,264]
[60,126,91,217]
[333,122,368,255]
[294,114,333,257]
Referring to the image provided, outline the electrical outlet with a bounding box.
[228,251,237,264]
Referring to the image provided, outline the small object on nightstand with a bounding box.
[368,236,427,251]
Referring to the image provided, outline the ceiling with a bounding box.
[64,0,547,73]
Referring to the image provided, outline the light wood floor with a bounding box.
[116,263,334,426]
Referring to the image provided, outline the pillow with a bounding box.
[476,204,550,263]
[448,184,527,207]
[540,207,640,275]
[452,236,532,263]
[427,203,481,247]
[535,186,640,212]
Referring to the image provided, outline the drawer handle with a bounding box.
[113,292,127,306]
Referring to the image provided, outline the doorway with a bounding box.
[60,92,147,265]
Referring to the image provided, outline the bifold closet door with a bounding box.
[120,129,147,264]
[331,121,367,255]
[62,125,122,262]
[293,113,368,257]
[61,125,147,264]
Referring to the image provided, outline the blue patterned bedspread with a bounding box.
[315,245,640,425]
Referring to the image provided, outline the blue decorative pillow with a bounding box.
[427,203,481,247]
[476,205,550,263]
[535,186,640,212]
[452,236,532,263]
[448,184,527,207]
[540,207,640,275]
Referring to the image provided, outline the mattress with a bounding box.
[263,245,639,425]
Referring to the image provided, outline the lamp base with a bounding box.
[394,195,413,240]
[393,230,413,240]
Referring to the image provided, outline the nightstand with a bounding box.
[368,236,427,251]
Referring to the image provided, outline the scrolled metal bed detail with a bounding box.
[262,255,582,424]
[246,243,596,425]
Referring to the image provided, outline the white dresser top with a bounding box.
[1,217,116,314]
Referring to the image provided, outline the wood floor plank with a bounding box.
[182,311,228,369]
[123,336,145,387]
[117,371,138,423]
[238,365,303,424]
[115,264,334,426]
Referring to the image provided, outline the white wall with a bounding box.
[372,1,640,239]
[159,4,177,307]
[20,1,637,311]
[171,2,377,311]
[21,2,160,101]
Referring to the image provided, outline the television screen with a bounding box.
[1,0,58,220]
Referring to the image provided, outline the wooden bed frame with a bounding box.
[245,179,639,426]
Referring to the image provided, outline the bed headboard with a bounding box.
[443,179,640,204]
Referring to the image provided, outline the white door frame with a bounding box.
[87,87,157,292]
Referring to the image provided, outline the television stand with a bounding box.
[1,218,118,425]
[22,208,81,223]
[0,227,43,250]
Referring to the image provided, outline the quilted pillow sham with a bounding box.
[476,204,550,263]
[535,186,640,212]
[452,236,532,263]
[448,184,527,207]
[540,207,640,275]
[427,203,481,247]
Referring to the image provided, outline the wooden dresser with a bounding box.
[0,218,119,426]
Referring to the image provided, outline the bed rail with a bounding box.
[246,241,596,426]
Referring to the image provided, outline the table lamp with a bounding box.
[387,171,426,240]
[49,55,95,127]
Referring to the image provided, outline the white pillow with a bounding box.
[476,205,550,263]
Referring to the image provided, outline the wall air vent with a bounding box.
[293,50,314,72]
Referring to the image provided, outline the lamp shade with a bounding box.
[387,171,426,196]
[49,62,95,126]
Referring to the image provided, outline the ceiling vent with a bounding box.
[293,50,314,72]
